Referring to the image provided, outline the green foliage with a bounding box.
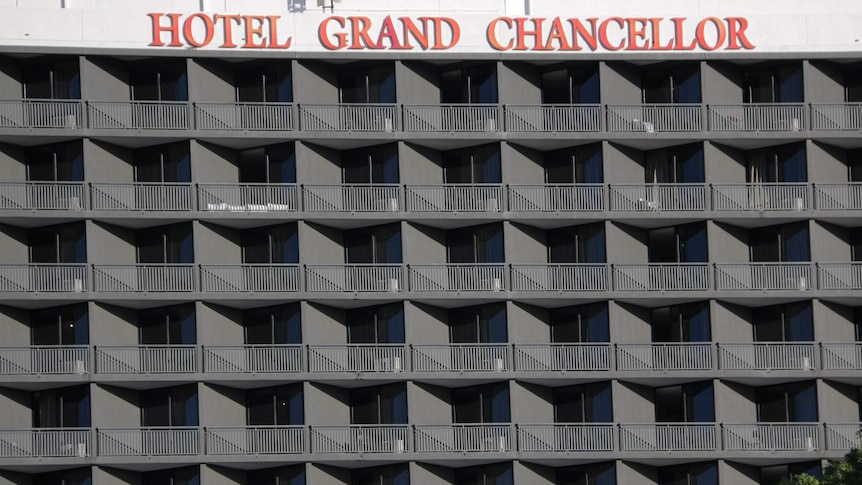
[776,448,862,485]
[778,473,820,485]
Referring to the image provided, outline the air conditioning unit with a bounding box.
[484,118,497,132]
[494,357,505,371]
[379,197,398,212]
[485,198,499,212]
[489,277,502,292]
[393,438,405,453]
[68,359,86,375]
[388,278,400,292]
[793,197,804,211]
[68,196,82,210]
[801,355,812,370]
[64,442,88,457]
[65,114,78,128]
[791,118,801,131]
[798,276,808,291]
[384,117,394,132]
[806,435,815,451]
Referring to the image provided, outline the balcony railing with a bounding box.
[510,264,609,292]
[95,345,197,374]
[412,344,509,372]
[206,426,304,455]
[612,264,710,291]
[0,99,82,129]
[814,183,862,210]
[513,344,611,372]
[97,427,199,456]
[824,423,862,451]
[90,183,193,211]
[408,264,507,292]
[310,425,408,453]
[403,104,500,132]
[0,346,89,375]
[616,343,713,371]
[0,182,86,210]
[303,184,400,212]
[504,105,601,132]
[714,263,812,291]
[722,423,820,451]
[199,264,300,292]
[203,345,303,374]
[92,264,195,292]
[404,184,503,212]
[507,184,604,212]
[708,104,806,132]
[712,183,809,211]
[194,102,294,131]
[820,343,862,370]
[0,264,88,293]
[307,345,406,373]
[817,263,862,290]
[414,424,512,453]
[88,101,189,130]
[305,264,403,292]
[619,424,718,451]
[609,184,707,212]
[517,424,614,452]
[717,342,817,371]
[300,104,397,132]
[0,429,91,458]
[607,104,703,132]
[198,183,298,213]
[810,103,862,131]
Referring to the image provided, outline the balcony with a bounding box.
[307,344,406,373]
[303,184,400,212]
[92,264,195,292]
[606,104,703,132]
[87,101,190,130]
[814,183,862,210]
[510,264,609,292]
[517,424,614,452]
[507,184,604,212]
[612,263,710,291]
[305,264,403,293]
[206,426,304,455]
[402,104,500,133]
[198,183,298,213]
[299,104,397,132]
[609,184,707,212]
[411,344,509,372]
[0,182,86,210]
[203,345,303,374]
[714,263,812,291]
[712,183,809,211]
[199,264,300,293]
[708,104,806,132]
[817,262,862,290]
[404,184,503,212]
[824,423,862,451]
[413,424,512,453]
[96,427,199,456]
[310,425,408,454]
[513,344,611,372]
[0,264,88,293]
[717,342,817,371]
[615,343,713,371]
[408,264,507,292]
[0,99,82,129]
[194,102,295,131]
[619,424,718,451]
[504,105,601,132]
[95,345,197,374]
[0,429,91,459]
[810,103,862,131]
[722,423,820,452]
[90,183,193,212]
[820,343,862,370]
[0,346,89,376]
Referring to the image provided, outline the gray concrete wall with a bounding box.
[199,465,245,485]
[718,461,759,485]
[194,221,241,265]
[405,302,449,344]
[81,56,130,101]
[604,142,644,184]
[703,61,742,104]
[805,60,845,104]
[86,221,135,264]
[0,224,27,263]
[610,301,652,343]
[506,222,546,264]
[605,222,647,264]
[199,383,245,426]
[711,301,754,343]
[813,300,855,342]
[303,302,346,345]
[498,61,540,105]
[600,62,641,104]
[507,301,549,344]
[299,222,344,265]
[409,462,452,485]
[89,303,137,345]
[188,59,235,103]
[400,142,443,185]
[709,221,750,263]
[502,142,542,185]
[0,305,29,345]
[296,142,341,185]
[808,141,849,183]
[513,461,554,485]
[402,222,446,264]
[613,381,653,422]
[715,380,756,422]
[192,140,238,183]
[810,221,849,263]
[0,388,31,429]
[196,302,243,346]
[304,383,349,426]
[408,382,452,425]
[84,140,133,183]
[706,141,746,184]
[0,143,24,181]
[510,381,553,423]
[91,384,140,427]
[817,380,859,422]
[292,60,337,104]
[397,62,440,105]
[616,460,657,485]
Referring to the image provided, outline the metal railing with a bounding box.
[607,104,703,132]
[513,344,611,372]
[0,429,91,458]
[88,101,189,130]
[0,99,82,129]
[616,343,713,371]
[300,104,397,132]
[810,103,862,131]
[90,183,193,211]
[414,424,512,452]
[609,184,707,212]
[0,264,88,293]
[507,184,604,212]
[712,183,809,211]
[612,264,710,291]
[714,263,812,291]
[722,423,820,451]
[824,424,862,450]
[408,264,507,292]
[510,264,608,292]
[305,264,402,292]
[814,183,862,210]
[307,345,406,373]
[820,343,862,370]
[194,102,294,131]
[97,427,199,456]
[412,344,509,372]
[717,342,817,371]
[0,182,86,210]
[206,426,304,455]
[95,345,197,374]
[517,424,614,452]
[504,105,601,132]
[92,264,195,292]
[402,104,500,132]
[199,264,300,293]
[817,262,862,290]
[404,184,503,212]
[708,104,806,132]
[303,184,401,212]
[198,183,298,213]
[310,425,409,453]
[619,424,718,451]
[0,346,89,375]
[203,345,303,374]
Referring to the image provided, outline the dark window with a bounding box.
[242,223,299,264]
[131,60,188,101]
[541,64,600,104]
[141,466,200,485]
[452,382,509,423]
[440,64,497,104]
[544,143,603,184]
[351,464,409,485]
[350,383,408,424]
[247,465,306,485]
[760,462,821,485]
[454,463,513,485]
[556,462,616,485]
[651,302,711,342]
[138,303,196,345]
[443,144,501,184]
[742,62,803,103]
[239,143,296,184]
[851,227,862,262]
[342,144,399,184]
[339,63,395,104]
[551,303,609,343]
[450,303,507,343]
[548,223,606,264]
[136,222,194,264]
[749,222,810,262]
[654,381,715,423]
[347,303,404,344]
[134,141,191,183]
[642,63,701,104]
[447,223,504,264]
[753,302,813,342]
[26,141,84,182]
[29,222,86,264]
[657,462,718,485]
[644,143,705,184]
[746,143,807,183]
[31,304,89,345]
[236,63,292,103]
[32,385,90,428]
[756,381,818,422]
[247,384,304,426]
[23,58,80,100]
[648,222,708,263]
[344,223,401,264]
[141,384,198,427]
[244,303,302,345]
[554,382,613,423]
[33,467,91,485]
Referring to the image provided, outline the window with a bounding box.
[550,303,609,343]
[648,222,708,263]
[239,143,296,184]
[440,63,497,104]
[443,144,501,184]
[654,382,715,423]
[746,143,807,183]
[139,303,196,345]
[131,60,188,101]
[455,463,513,485]
[851,227,862,262]
[347,303,405,344]
[554,382,613,423]
[23,58,80,100]
[753,302,813,342]
[242,223,299,264]
[247,384,304,426]
[351,464,409,485]
[141,384,198,427]
[742,62,803,103]
[350,383,408,425]
[642,63,701,104]
[244,303,302,345]
[134,141,191,183]
[236,63,292,102]
[447,223,504,264]
[339,63,395,104]
[248,465,306,485]
[26,141,84,182]
[343,144,399,184]
[657,462,718,485]
[136,223,194,264]
[141,466,200,485]
[29,222,86,264]
[452,382,509,423]
[760,462,821,485]
[450,303,507,343]
[556,462,616,485]
[749,222,810,262]
[544,143,603,184]
[33,467,91,485]
[547,223,606,264]
[344,223,401,264]
[756,381,818,422]
[645,143,704,184]
[541,64,600,104]
[32,385,90,428]
[651,302,711,342]
[31,304,89,346]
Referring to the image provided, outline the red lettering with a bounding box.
[544,17,572,51]
[432,17,460,50]
[148,13,183,47]
[214,14,241,48]
[182,13,214,48]
[598,17,625,51]
[319,16,347,50]
[376,16,404,49]
[242,15,267,48]
[726,17,755,50]
[569,18,598,51]
[672,18,698,50]
[626,18,649,50]
[401,17,430,50]
[266,15,292,48]
[487,17,514,51]
[696,17,726,51]
[514,17,551,51]
[649,17,675,50]
[350,16,378,49]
